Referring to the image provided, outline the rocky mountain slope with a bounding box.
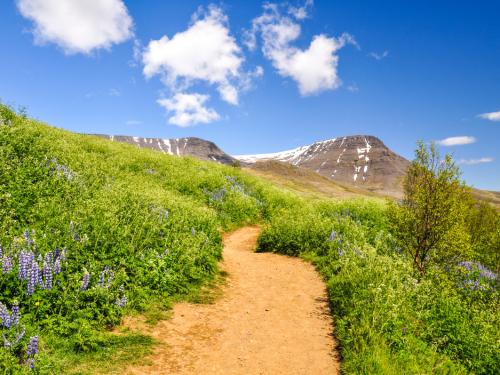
[93,134,237,165]
[236,136,410,197]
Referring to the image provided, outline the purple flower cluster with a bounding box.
[98,266,114,289]
[115,296,127,308]
[46,157,75,181]
[328,230,336,242]
[1,246,13,274]
[17,247,66,295]
[26,336,38,369]
[457,261,498,291]
[81,271,90,291]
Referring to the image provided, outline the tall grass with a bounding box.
[0,104,292,373]
[258,199,499,374]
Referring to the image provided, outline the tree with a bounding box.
[389,142,471,274]
[466,201,500,273]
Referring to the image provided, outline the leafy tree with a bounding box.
[467,201,500,273]
[389,142,471,274]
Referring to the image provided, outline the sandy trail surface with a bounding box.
[125,226,339,375]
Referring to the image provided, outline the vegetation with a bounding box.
[1,104,498,374]
[388,142,471,274]
[0,104,292,373]
[258,145,499,374]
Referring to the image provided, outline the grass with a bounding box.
[1,103,498,374]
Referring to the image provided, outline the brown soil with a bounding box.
[125,226,339,375]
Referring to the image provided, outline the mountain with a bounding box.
[236,135,410,197]
[93,134,237,165]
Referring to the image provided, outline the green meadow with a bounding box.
[0,104,498,374]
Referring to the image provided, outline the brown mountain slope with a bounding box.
[236,136,410,198]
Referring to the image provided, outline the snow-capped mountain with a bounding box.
[236,136,410,197]
[93,135,237,165]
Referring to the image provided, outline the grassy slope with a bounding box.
[244,160,386,201]
[0,106,297,373]
[1,106,498,374]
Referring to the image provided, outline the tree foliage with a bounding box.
[389,142,472,274]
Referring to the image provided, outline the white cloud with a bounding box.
[369,50,389,60]
[17,0,134,55]
[142,6,246,106]
[436,136,476,146]
[246,1,356,96]
[457,157,494,165]
[157,93,220,127]
[478,111,500,122]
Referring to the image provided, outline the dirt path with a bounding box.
[125,226,339,375]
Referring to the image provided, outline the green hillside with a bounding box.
[0,104,498,374]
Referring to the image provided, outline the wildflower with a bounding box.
[2,255,13,274]
[81,271,90,291]
[43,259,53,290]
[98,266,113,288]
[11,302,19,326]
[0,303,12,328]
[26,336,38,357]
[53,257,61,275]
[191,228,196,236]
[27,262,39,296]
[328,230,336,242]
[115,296,127,308]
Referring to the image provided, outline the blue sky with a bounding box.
[1,0,499,190]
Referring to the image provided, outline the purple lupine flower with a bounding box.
[26,336,38,356]
[106,270,114,288]
[0,303,12,328]
[11,302,19,326]
[18,251,30,280]
[53,257,61,275]
[81,271,90,291]
[115,296,127,308]
[328,230,336,242]
[26,358,35,369]
[27,262,39,295]
[338,249,345,257]
[0,245,2,258]
[2,255,13,274]
[43,261,53,290]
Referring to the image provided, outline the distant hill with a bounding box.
[236,136,410,198]
[93,134,237,165]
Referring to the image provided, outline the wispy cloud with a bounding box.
[346,83,359,92]
[436,136,476,146]
[108,88,121,97]
[369,50,389,60]
[457,157,494,165]
[125,120,142,125]
[478,111,500,122]
[17,0,134,55]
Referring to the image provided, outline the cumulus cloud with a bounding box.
[157,93,220,127]
[142,6,247,106]
[369,50,389,60]
[478,111,500,122]
[16,0,134,54]
[457,157,494,165]
[436,136,476,146]
[245,1,356,96]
